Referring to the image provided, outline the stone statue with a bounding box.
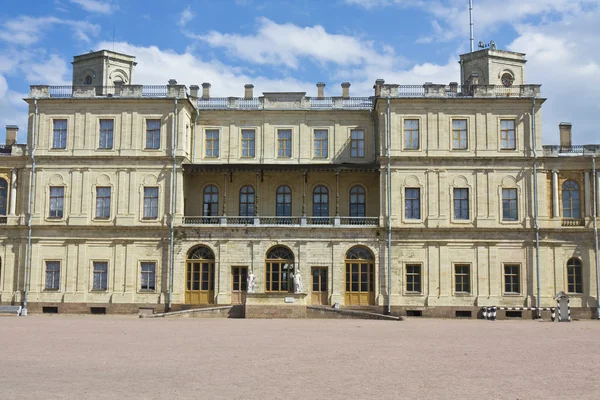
[247,271,256,293]
[293,271,303,293]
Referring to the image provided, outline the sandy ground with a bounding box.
[0,316,599,400]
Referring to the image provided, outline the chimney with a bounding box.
[189,85,199,98]
[168,79,178,85]
[244,84,254,99]
[373,79,385,97]
[341,82,351,98]
[449,82,458,93]
[559,122,572,147]
[316,82,325,99]
[5,125,18,146]
[202,82,211,99]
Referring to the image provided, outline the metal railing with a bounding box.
[0,145,12,154]
[198,97,229,109]
[44,85,170,98]
[0,216,6,224]
[48,86,73,98]
[197,97,373,110]
[542,145,600,156]
[181,215,379,226]
[142,85,168,97]
[397,85,426,97]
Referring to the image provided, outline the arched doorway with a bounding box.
[345,246,374,306]
[185,245,215,304]
[265,246,295,293]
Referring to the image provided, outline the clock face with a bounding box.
[501,73,514,87]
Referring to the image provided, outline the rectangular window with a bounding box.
[143,187,159,219]
[453,188,469,220]
[241,129,255,158]
[145,119,161,149]
[452,119,468,150]
[95,187,111,219]
[52,119,67,149]
[406,264,421,293]
[49,186,64,218]
[567,259,583,294]
[455,264,471,294]
[277,129,292,157]
[504,264,520,294]
[314,129,328,158]
[500,119,516,150]
[140,262,156,291]
[45,261,60,290]
[350,130,365,157]
[502,188,518,221]
[405,188,420,219]
[99,119,114,149]
[205,129,219,157]
[93,262,108,291]
[404,119,419,150]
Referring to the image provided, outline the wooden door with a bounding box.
[231,266,248,305]
[185,261,215,304]
[311,267,328,305]
[344,261,374,306]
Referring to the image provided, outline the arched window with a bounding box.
[567,258,583,294]
[313,185,329,217]
[186,245,215,304]
[276,185,292,217]
[349,185,366,217]
[562,180,580,218]
[203,185,219,219]
[345,246,374,306]
[239,185,255,217]
[265,246,295,292]
[0,178,7,216]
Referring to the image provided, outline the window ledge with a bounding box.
[138,289,156,293]
[453,293,473,296]
[502,293,522,297]
[43,289,60,292]
[451,219,472,224]
[90,289,108,292]
[404,292,423,296]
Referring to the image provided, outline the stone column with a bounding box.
[9,168,17,215]
[222,171,228,216]
[255,171,260,217]
[302,171,307,216]
[335,170,340,216]
[552,170,559,218]
[585,170,591,217]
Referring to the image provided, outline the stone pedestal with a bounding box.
[244,292,308,318]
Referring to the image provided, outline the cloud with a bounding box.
[69,0,116,14]
[0,16,100,45]
[190,17,402,75]
[178,6,195,28]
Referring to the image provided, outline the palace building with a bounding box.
[0,47,598,318]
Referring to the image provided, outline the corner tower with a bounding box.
[72,50,137,86]
[459,45,526,88]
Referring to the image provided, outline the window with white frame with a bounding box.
[405,188,420,219]
[406,264,421,293]
[143,187,159,219]
[45,261,60,290]
[452,119,468,150]
[205,129,219,157]
[500,119,516,149]
[314,129,328,158]
[95,187,111,219]
[453,188,469,220]
[454,264,471,294]
[404,119,419,150]
[49,186,64,218]
[241,129,255,158]
[350,129,365,157]
[504,264,520,294]
[92,261,108,290]
[277,129,292,158]
[52,119,67,149]
[99,119,114,149]
[145,119,161,149]
[140,262,156,291]
[502,188,518,221]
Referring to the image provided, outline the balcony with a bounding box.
[181,216,379,227]
[381,84,541,99]
[29,85,185,99]
[542,145,600,157]
[561,219,585,227]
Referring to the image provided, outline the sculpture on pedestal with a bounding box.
[247,270,256,293]
[293,270,303,293]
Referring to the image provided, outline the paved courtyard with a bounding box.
[1,316,599,399]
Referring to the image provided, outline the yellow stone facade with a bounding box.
[0,48,598,318]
